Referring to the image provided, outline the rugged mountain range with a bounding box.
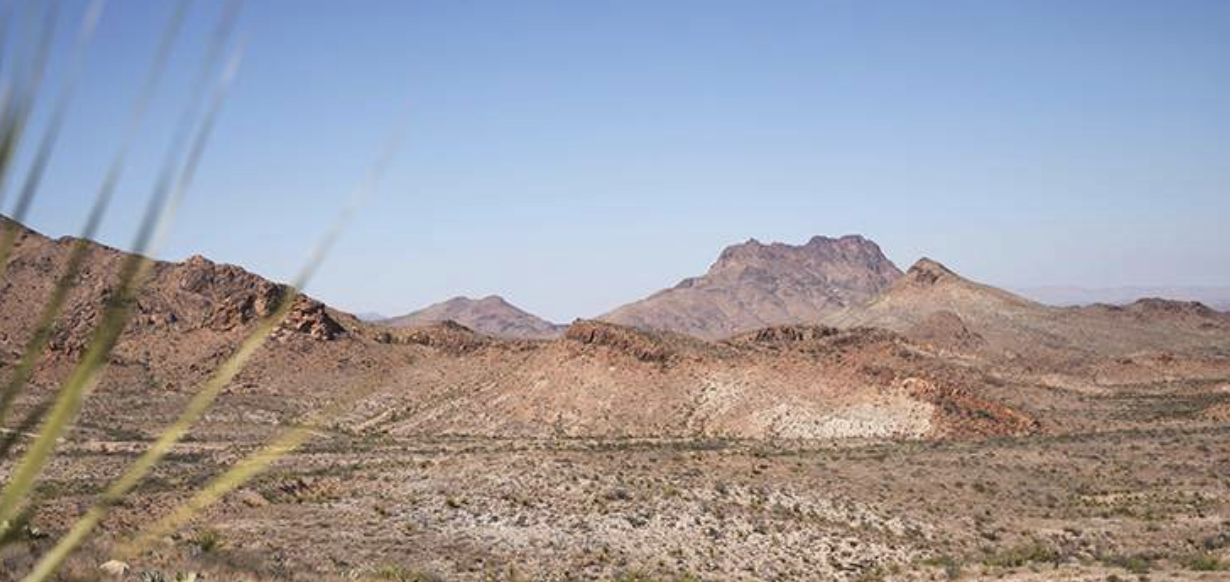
[380,295,563,339]
[601,235,903,340]
[2,214,1228,445]
[0,216,1038,441]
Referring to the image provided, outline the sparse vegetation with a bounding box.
[192,529,224,554]
[1181,552,1228,571]
[920,555,964,580]
[139,572,201,582]
[1102,553,1154,575]
[366,564,446,582]
[981,541,1061,569]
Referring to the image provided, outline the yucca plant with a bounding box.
[0,0,217,537]
[0,0,55,208]
[0,1,408,580]
[0,0,188,435]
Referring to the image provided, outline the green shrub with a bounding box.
[1102,553,1153,575]
[1182,552,1227,571]
[921,555,963,579]
[368,564,445,582]
[193,528,224,554]
[982,542,1060,569]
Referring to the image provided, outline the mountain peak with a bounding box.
[906,258,959,285]
[603,234,903,339]
[442,294,515,303]
[384,295,562,340]
[808,234,870,246]
[713,234,893,272]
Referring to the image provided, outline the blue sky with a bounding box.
[7,0,1230,321]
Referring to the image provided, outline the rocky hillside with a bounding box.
[381,295,563,339]
[601,235,903,340]
[353,320,1036,440]
[0,215,363,443]
[825,258,1230,376]
[0,216,346,353]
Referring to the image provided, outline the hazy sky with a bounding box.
[8,0,1230,321]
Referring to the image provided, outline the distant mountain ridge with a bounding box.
[1017,285,1230,312]
[381,295,563,339]
[600,235,902,339]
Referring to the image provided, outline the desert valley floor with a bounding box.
[11,413,1230,581]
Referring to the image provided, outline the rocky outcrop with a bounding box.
[901,377,1037,438]
[563,320,680,363]
[0,225,345,348]
[275,297,346,341]
[177,255,344,341]
[725,325,841,349]
[382,320,490,353]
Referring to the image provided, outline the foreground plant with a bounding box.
[0,0,102,283]
[0,0,217,530]
[111,105,409,570]
[0,0,191,438]
[0,2,410,579]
